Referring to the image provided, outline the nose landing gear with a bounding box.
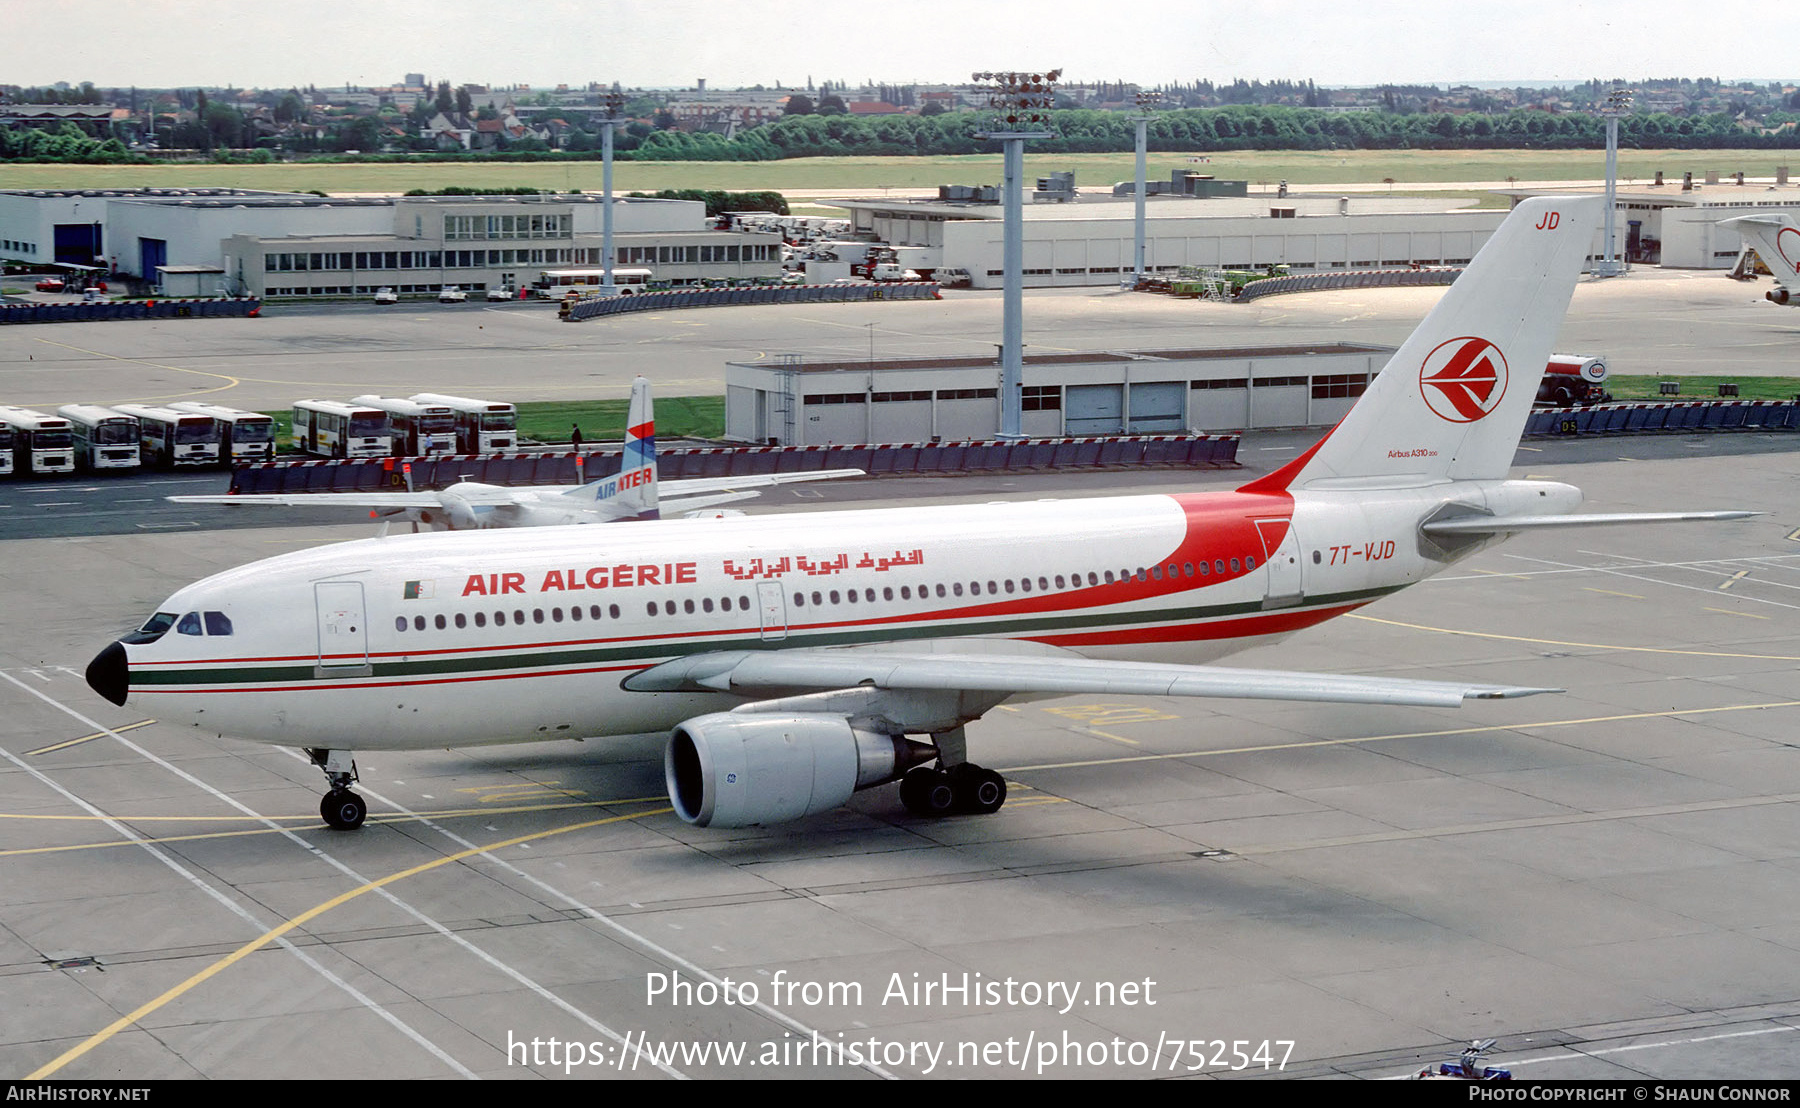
[306,748,367,830]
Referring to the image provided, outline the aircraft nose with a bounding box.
[86,641,129,707]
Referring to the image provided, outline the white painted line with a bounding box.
[0,672,475,1080]
[314,754,899,1081]
[0,674,656,1080]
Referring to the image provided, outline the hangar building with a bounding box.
[725,344,1393,445]
[0,188,782,296]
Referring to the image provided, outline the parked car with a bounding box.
[437,286,467,304]
[485,286,515,302]
[35,277,65,292]
[373,287,399,305]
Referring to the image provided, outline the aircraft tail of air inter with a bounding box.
[564,375,660,520]
[1243,195,1603,494]
[1720,212,1800,303]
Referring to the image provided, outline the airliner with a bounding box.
[166,376,862,530]
[86,197,1755,833]
[1721,212,1800,306]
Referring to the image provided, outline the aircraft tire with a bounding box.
[949,764,1007,815]
[899,767,956,817]
[321,790,367,831]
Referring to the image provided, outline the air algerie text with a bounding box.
[461,562,699,596]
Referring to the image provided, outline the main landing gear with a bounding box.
[897,727,1008,818]
[306,748,367,830]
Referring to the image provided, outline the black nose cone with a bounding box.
[86,642,129,707]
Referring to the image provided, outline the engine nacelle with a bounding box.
[664,713,933,828]
[1769,287,1792,306]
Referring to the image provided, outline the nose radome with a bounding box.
[86,641,129,707]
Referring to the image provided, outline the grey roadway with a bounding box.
[0,268,1796,417]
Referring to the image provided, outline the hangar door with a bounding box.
[1127,382,1186,433]
[1065,384,1123,435]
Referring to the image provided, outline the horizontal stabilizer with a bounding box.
[1422,510,1760,535]
[626,649,1561,709]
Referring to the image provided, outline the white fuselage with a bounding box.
[116,480,1577,752]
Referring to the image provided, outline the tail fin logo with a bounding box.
[1420,336,1509,423]
[1778,227,1798,270]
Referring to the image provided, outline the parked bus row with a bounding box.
[291,394,517,458]
[0,392,520,476]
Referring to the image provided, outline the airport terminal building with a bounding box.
[835,180,1800,287]
[0,188,783,297]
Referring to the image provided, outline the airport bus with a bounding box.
[408,393,517,454]
[349,395,458,456]
[166,402,277,464]
[531,267,653,299]
[0,406,74,475]
[0,424,12,476]
[110,404,222,468]
[292,399,392,459]
[56,405,142,471]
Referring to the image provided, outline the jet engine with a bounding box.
[1769,287,1791,306]
[664,713,935,828]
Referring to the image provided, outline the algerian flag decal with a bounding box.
[403,580,435,600]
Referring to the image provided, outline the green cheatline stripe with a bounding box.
[132,585,1404,689]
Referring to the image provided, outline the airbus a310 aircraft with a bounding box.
[1722,211,1800,306]
[87,197,1755,832]
[167,376,862,530]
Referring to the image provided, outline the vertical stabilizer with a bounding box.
[561,375,660,519]
[1242,196,1603,493]
[1720,213,1800,290]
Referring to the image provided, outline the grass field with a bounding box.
[2,149,1792,197]
[264,397,727,453]
[1606,376,1800,402]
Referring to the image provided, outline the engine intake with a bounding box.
[665,713,934,828]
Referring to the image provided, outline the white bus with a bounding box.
[292,399,391,458]
[56,405,142,471]
[408,393,517,454]
[0,423,12,476]
[110,404,222,468]
[167,402,277,464]
[349,395,458,456]
[0,406,74,475]
[532,267,653,299]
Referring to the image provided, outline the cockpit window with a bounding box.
[122,612,176,645]
[204,611,233,636]
[176,612,203,636]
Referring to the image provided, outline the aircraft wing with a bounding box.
[1422,510,1760,535]
[167,492,449,509]
[661,469,864,496]
[626,649,1559,709]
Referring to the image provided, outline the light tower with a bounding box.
[972,68,1060,439]
[599,90,627,295]
[1596,85,1633,278]
[1128,90,1160,288]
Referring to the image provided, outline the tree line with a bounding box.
[6,104,1799,165]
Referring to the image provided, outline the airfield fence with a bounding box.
[562,282,941,321]
[1233,268,1463,302]
[0,298,262,324]
[224,434,1243,494]
[1523,399,1799,436]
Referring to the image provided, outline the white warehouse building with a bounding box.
[834,193,1507,288]
[725,344,1394,445]
[0,188,783,297]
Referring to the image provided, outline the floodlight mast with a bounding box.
[601,91,626,294]
[1128,91,1160,287]
[973,68,1061,439]
[1596,86,1633,278]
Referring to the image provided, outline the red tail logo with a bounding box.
[1419,337,1509,423]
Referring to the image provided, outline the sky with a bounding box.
[4,0,1791,91]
